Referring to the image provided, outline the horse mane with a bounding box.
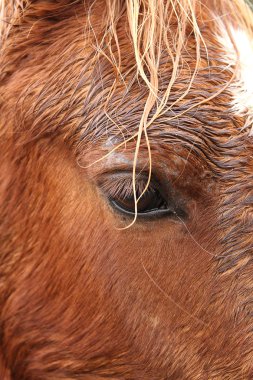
[1,0,253,224]
[1,1,252,128]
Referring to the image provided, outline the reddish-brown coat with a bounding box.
[0,1,253,379]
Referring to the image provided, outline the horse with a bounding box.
[0,0,253,378]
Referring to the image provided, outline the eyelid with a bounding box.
[99,172,160,201]
[98,171,188,221]
[110,198,176,218]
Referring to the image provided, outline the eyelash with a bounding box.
[100,175,156,201]
[98,173,187,220]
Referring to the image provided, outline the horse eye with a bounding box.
[104,176,177,218]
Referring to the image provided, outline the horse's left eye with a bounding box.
[111,187,170,216]
[100,173,176,218]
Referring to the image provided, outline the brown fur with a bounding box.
[0,0,253,379]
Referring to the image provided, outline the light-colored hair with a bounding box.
[1,0,253,225]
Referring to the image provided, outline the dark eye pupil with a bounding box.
[113,188,167,214]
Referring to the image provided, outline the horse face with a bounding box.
[0,1,253,379]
